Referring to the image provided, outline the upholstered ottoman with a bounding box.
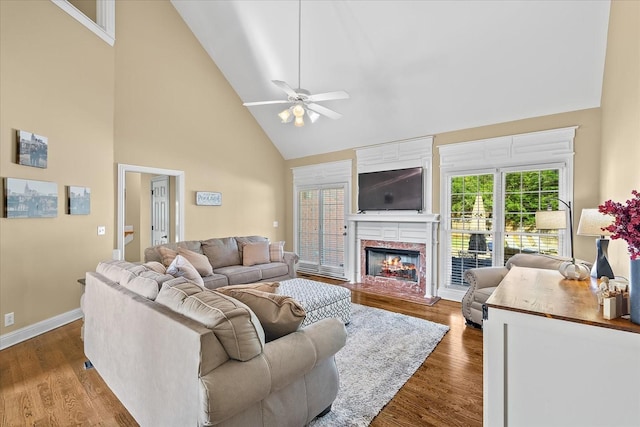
[278,278,351,327]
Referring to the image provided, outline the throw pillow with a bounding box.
[156,282,265,361]
[158,246,178,267]
[216,282,280,294]
[269,241,285,262]
[178,247,213,277]
[143,261,167,274]
[167,255,205,287]
[217,288,305,341]
[242,241,270,266]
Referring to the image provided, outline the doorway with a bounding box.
[117,164,184,261]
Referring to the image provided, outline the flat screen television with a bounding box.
[358,167,424,211]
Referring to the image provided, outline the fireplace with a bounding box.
[346,213,440,303]
[366,247,420,282]
[359,239,427,297]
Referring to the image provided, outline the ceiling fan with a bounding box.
[242,0,349,127]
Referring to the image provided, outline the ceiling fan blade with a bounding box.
[307,91,350,102]
[307,103,343,120]
[272,80,298,98]
[243,100,290,106]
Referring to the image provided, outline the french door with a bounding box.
[443,166,566,289]
[296,185,347,278]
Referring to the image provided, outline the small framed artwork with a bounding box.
[196,191,222,206]
[17,130,48,168]
[67,186,91,215]
[4,177,58,218]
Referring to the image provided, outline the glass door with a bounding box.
[296,185,347,278]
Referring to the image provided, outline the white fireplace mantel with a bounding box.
[346,213,440,297]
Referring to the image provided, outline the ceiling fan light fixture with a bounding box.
[278,108,292,123]
[294,115,304,127]
[292,103,305,118]
[308,109,320,123]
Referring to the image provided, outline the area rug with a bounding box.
[309,303,449,427]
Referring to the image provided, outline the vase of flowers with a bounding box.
[599,190,640,324]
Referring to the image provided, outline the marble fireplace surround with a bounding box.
[346,213,440,302]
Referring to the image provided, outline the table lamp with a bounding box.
[535,200,590,280]
[577,208,615,279]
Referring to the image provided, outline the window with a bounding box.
[438,127,576,298]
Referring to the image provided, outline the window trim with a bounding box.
[51,0,115,46]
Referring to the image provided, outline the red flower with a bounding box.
[599,190,640,260]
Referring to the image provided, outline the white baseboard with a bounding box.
[0,308,83,350]
[437,287,466,302]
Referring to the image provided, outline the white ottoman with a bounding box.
[278,278,351,327]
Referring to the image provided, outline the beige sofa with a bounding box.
[462,253,592,327]
[144,236,298,289]
[83,260,347,427]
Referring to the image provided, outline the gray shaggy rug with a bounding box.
[309,303,449,427]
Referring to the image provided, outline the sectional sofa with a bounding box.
[83,259,347,426]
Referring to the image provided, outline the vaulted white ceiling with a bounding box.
[171,0,610,160]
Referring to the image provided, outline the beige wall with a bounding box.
[600,0,640,276]
[113,0,286,244]
[0,1,115,335]
[0,0,286,338]
[124,172,141,262]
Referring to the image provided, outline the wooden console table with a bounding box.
[483,266,640,427]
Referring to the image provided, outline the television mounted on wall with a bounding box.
[358,167,424,212]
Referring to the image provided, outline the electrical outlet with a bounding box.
[4,312,14,327]
[273,221,279,228]
[97,226,106,236]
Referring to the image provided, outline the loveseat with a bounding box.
[144,236,298,289]
[462,253,593,327]
[83,259,347,426]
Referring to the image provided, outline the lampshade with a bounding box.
[278,108,293,123]
[294,116,304,127]
[577,209,613,237]
[308,109,320,123]
[535,210,567,230]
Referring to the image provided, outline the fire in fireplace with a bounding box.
[365,247,420,282]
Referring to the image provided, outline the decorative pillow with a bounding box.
[167,255,205,286]
[235,236,268,259]
[178,247,213,277]
[156,282,265,361]
[216,282,280,294]
[143,261,167,274]
[269,241,285,262]
[242,241,270,266]
[158,246,178,267]
[217,288,305,341]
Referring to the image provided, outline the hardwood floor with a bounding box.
[0,276,483,426]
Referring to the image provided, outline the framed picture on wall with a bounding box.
[4,177,58,218]
[196,191,222,206]
[67,185,91,215]
[17,130,48,169]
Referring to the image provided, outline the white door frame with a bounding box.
[117,164,185,260]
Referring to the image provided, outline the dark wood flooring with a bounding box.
[0,275,483,426]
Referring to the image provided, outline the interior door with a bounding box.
[151,176,169,246]
[296,185,347,278]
